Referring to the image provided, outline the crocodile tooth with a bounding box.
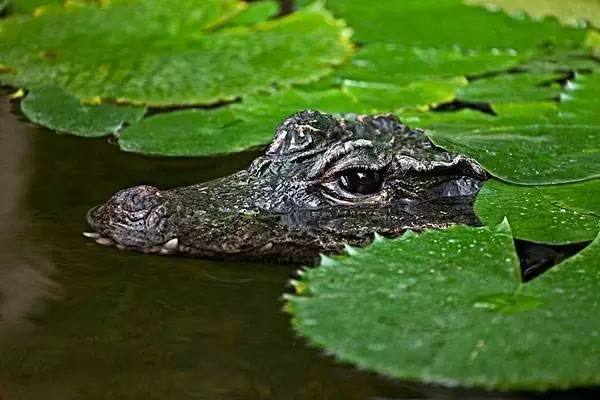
[163,238,179,251]
[259,242,273,251]
[83,231,100,239]
[116,244,126,251]
[96,237,113,246]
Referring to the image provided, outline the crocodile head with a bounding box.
[86,110,487,263]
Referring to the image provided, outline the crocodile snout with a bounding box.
[85,185,177,252]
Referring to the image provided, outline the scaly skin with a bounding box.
[86,110,487,263]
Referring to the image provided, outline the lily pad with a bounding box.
[457,72,564,104]
[466,0,600,29]
[21,86,146,137]
[475,179,600,244]
[518,49,600,73]
[287,222,600,390]
[222,0,279,27]
[119,78,465,156]
[0,1,351,106]
[417,73,600,184]
[537,180,600,217]
[314,0,585,49]
[559,72,600,120]
[335,44,524,84]
[586,30,600,58]
[3,0,60,14]
[119,108,250,157]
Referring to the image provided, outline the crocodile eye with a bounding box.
[338,169,384,196]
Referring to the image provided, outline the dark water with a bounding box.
[0,92,595,400]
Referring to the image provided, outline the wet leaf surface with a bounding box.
[222,0,279,27]
[287,222,600,390]
[0,1,351,106]
[457,72,564,103]
[475,179,600,244]
[311,0,585,48]
[21,86,147,137]
[334,44,524,84]
[467,0,600,29]
[3,0,60,14]
[412,73,600,184]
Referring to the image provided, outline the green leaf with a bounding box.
[4,0,61,14]
[537,180,600,217]
[475,179,600,244]
[519,49,600,73]
[21,86,146,137]
[287,223,600,390]
[0,1,351,106]
[119,108,251,157]
[457,72,564,104]
[559,72,600,120]
[119,79,465,156]
[586,30,600,58]
[466,0,600,29]
[222,0,278,27]
[417,73,600,184]
[335,44,524,84]
[316,0,585,48]
[339,77,467,112]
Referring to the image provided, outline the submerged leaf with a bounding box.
[288,223,600,390]
[475,179,600,244]
[21,86,146,137]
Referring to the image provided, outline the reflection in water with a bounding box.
[0,94,595,399]
[0,92,56,338]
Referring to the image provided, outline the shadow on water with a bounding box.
[0,93,596,399]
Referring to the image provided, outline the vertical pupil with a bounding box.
[339,169,383,195]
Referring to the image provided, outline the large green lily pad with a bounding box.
[0,1,351,106]
[287,222,600,390]
[21,86,146,137]
[475,179,600,244]
[313,0,585,48]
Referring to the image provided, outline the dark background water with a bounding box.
[0,91,596,400]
